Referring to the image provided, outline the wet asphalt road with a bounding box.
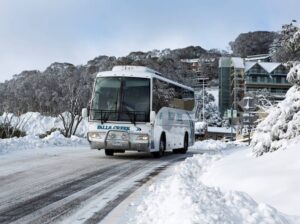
[0,148,195,224]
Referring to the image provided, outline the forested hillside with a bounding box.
[0,46,221,115]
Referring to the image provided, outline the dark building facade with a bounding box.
[218,57,292,117]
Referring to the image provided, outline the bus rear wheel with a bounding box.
[180,134,188,154]
[105,149,114,156]
[152,136,165,158]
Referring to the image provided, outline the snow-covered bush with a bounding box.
[0,113,27,138]
[195,90,223,126]
[195,121,208,134]
[251,64,300,156]
[287,62,300,85]
[0,112,88,137]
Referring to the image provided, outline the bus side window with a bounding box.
[176,113,183,121]
[168,111,175,121]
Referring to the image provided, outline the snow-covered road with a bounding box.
[0,147,194,224]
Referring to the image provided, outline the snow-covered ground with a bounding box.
[0,112,89,154]
[2,108,300,223]
[0,131,88,155]
[128,140,300,224]
[201,138,300,216]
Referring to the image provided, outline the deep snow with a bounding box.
[201,137,300,216]
[130,140,300,224]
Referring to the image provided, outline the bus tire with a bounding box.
[152,135,165,158]
[180,134,188,154]
[105,149,114,156]
[172,148,180,154]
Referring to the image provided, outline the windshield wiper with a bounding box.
[124,111,147,125]
[103,111,111,123]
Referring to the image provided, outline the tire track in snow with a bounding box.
[0,153,189,224]
[0,161,130,224]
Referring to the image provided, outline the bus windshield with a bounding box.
[91,77,150,123]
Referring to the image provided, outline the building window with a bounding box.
[252,76,257,82]
[276,77,281,83]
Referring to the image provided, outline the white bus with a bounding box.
[82,66,195,157]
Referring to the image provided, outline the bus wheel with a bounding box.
[180,134,188,154]
[105,149,114,156]
[152,136,165,158]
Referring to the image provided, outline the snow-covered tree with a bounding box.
[270,22,300,61]
[195,90,222,126]
[251,63,300,156]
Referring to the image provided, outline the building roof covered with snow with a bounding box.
[245,54,271,62]
[231,57,245,69]
[244,62,282,73]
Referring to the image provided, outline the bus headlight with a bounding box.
[136,134,149,141]
[88,132,106,141]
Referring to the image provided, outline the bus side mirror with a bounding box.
[150,111,156,125]
[82,108,88,118]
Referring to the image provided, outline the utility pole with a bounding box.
[230,107,233,141]
[244,97,252,145]
[202,79,205,122]
[248,111,251,145]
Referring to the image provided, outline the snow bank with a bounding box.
[131,151,294,224]
[0,131,88,154]
[190,139,228,151]
[201,140,300,217]
[0,112,88,137]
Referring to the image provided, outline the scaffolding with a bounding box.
[218,58,232,117]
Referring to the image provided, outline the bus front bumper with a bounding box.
[88,131,150,152]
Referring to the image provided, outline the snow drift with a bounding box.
[201,138,300,216]
[131,152,293,224]
[0,131,88,154]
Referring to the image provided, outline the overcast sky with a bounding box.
[0,0,300,82]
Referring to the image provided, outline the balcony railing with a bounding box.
[245,80,290,86]
[246,70,268,75]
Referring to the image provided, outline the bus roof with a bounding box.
[96,66,194,92]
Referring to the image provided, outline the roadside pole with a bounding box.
[202,79,205,122]
[230,107,233,141]
[248,111,251,145]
